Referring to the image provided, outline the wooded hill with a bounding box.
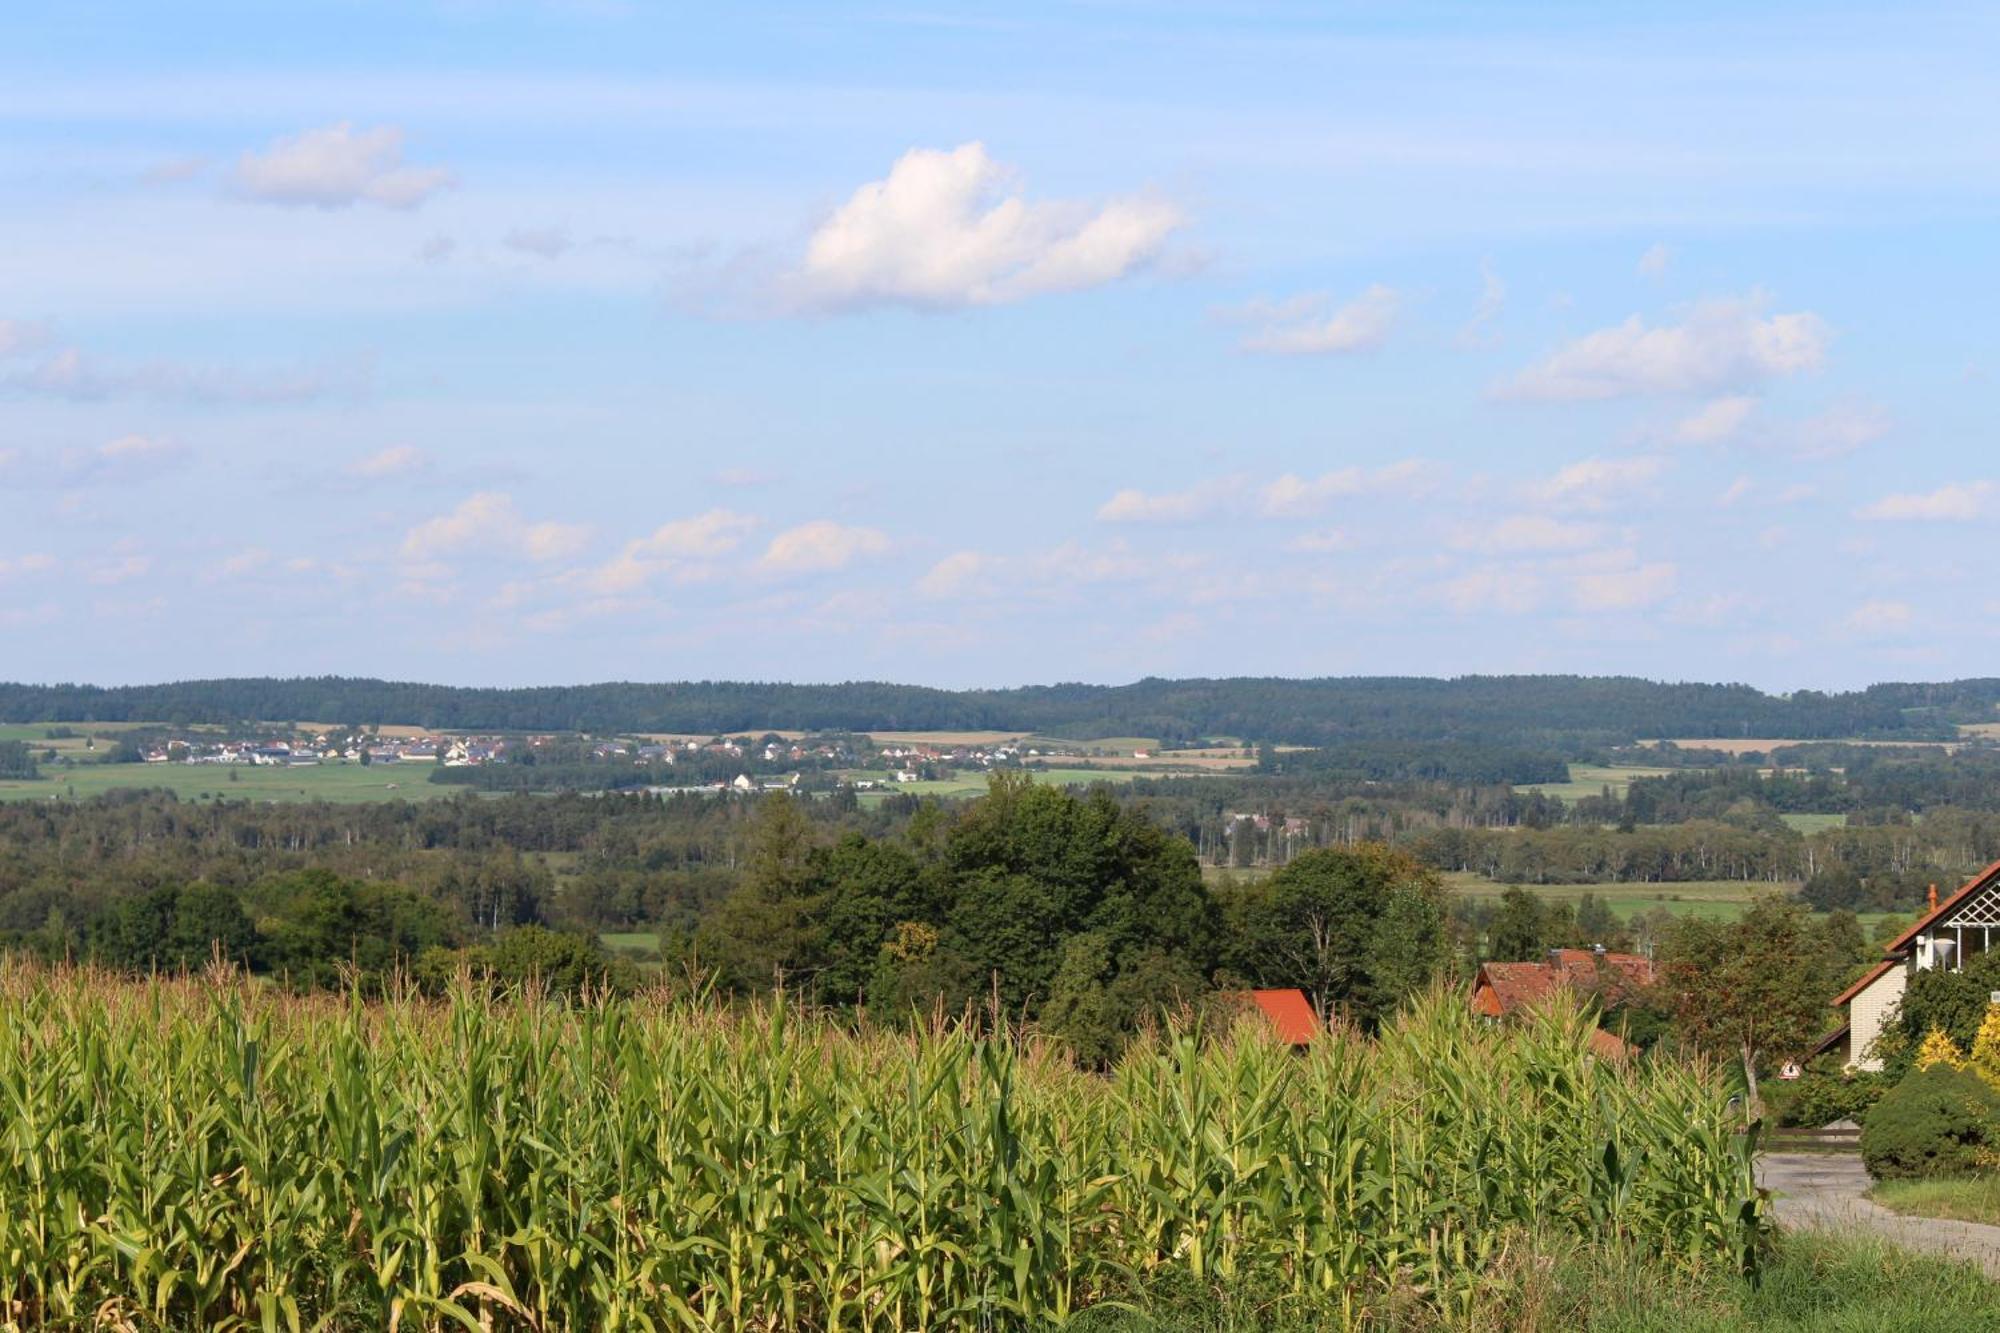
[3,675,1997,750]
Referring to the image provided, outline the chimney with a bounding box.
[1593,943,1606,957]
[1930,884,1939,913]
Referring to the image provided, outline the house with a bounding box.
[1227,988,1322,1046]
[1823,865,2000,1071]
[1471,947,1655,1059]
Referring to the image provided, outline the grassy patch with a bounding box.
[1443,873,1788,921]
[1519,763,1681,803]
[1870,1175,2000,1227]
[1092,1230,2000,1331]
[0,761,452,804]
[1782,812,1850,834]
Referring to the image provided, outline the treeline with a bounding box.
[4,782,1458,1064]
[2,673,1990,747]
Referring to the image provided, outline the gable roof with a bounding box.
[1885,857,2000,955]
[1473,950,1656,1020]
[1244,988,1321,1045]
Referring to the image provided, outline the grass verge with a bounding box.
[1870,1174,2000,1227]
[1084,1230,2000,1332]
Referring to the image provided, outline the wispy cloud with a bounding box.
[234,122,454,210]
[1498,293,1827,401]
[1857,481,1992,522]
[1227,284,1400,355]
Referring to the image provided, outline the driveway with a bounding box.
[1758,1152,2000,1277]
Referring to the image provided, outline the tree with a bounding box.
[1658,897,1844,1114]
[700,793,825,990]
[1228,844,1446,1028]
[1487,887,1546,962]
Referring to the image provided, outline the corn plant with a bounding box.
[0,966,1764,1330]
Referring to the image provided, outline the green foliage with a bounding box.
[0,739,38,779]
[1891,951,2000,1074]
[1224,844,1448,1027]
[1859,1064,2000,1180]
[1658,898,1850,1097]
[1770,1069,1890,1128]
[0,973,1764,1329]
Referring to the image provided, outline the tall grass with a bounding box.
[0,967,1763,1330]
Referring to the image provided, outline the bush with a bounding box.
[1773,1068,1890,1128]
[1860,1064,2000,1180]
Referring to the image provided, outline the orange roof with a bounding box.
[1885,858,2000,955]
[1831,960,1895,1008]
[1473,950,1656,1021]
[1243,988,1321,1045]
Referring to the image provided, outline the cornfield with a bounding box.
[0,967,1763,1330]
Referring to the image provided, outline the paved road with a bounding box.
[1758,1152,2000,1276]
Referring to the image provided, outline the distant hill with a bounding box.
[4,675,1997,752]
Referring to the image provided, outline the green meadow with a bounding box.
[1517,763,1679,803]
[0,761,452,804]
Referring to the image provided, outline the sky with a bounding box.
[3,1,1997,691]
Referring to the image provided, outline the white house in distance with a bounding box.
[1825,861,2000,1071]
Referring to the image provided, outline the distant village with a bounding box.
[131,728,1086,792]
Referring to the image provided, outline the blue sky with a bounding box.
[3,1,1996,689]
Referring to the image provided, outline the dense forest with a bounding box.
[5,673,1999,747]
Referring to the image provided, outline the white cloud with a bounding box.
[1260,460,1435,518]
[758,520,890,574]
[580,510,758,594]
[0,553,57,579]
[1785,399,1889,460]
[917,550,994,599]
[1845,599,1914,636]
[1572,561,1677,611]
[1530,455,1665,511]
[1499,293,1828,401]
[234,123,454,210]
[1232,284,1400,355]
[0,323,356,404]
[1637,243,1673,278]
[1436,565,1543,615]
[789,142,1181,311]
[1673,395,1757,445]
[347,445,428,479]
[504,226,572,259]
[1455,260,1506,349]
[1717,477,1754,507]
[401,492,591,562]
[1097,477,1238,523]
[1856,481,1993,522]
[1454,515,1605,553]
[0,434,189,488]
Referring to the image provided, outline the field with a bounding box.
[1519,763,1678,802]
[0,761,453,804]
[1780,812,1850,834]
[0,972,1763,1329]
[1647,737,1962,756]
[1444,873,1795,922]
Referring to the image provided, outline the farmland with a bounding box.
[0,971,1763,1330]
[0,760,453,804]
[1518,763,1679,803]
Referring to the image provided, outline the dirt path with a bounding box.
[1758,1152,2000,1276]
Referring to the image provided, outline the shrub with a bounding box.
[1773,1068,1889,1128]
[1860,1064,2000,1180]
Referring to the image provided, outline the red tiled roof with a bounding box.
[1472,950,1656,1021]
[1243,988,1322,1045]
[1885,858,2000,955]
